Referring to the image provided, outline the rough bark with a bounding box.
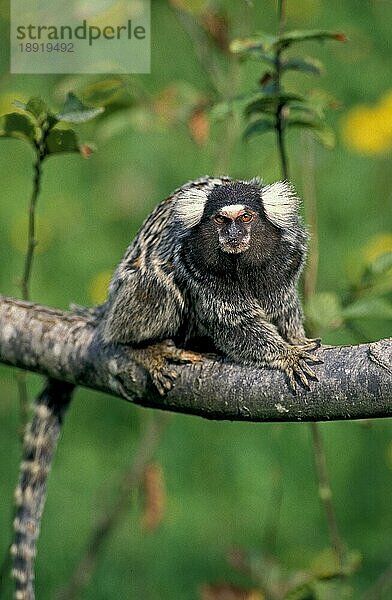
[0,295,391,422]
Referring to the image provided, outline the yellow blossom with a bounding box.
[363,233,392,263]
[341,90,392,154]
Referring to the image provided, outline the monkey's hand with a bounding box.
[271,340,323,392]
[131,340,203,395]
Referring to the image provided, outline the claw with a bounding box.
[287,368,297,393]
[304,337,321,349]
[293,365,310,389]
[300,361,318,381]
[131,340,203,395]
[281,340,323,393]
[152,368,178,395]
[298,341,321,353]
[301,352,324,364]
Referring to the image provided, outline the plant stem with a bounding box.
[309,423,346,568]
[300,132,346,569]
[17,150,41,440]
[275,0,289,180]
[273,3,346,573]
[277,0,286,36]
[302,131,319,300]
[275,63,289,181]
[17,122,48,436]
[21,149,42,301]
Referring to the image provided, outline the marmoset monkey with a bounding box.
[102,176,321,391]
[11,176,321,600]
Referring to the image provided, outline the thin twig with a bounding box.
[57,413,169,600]
[300,135,347,571]
[17,148,43,439]
[273,2,346,573]
[302,132,319,300]
[17,120,49,436]
[20,148,42,301]
[309,423,346,568]
[261,468,283,555]
[275,0,289,180]
[277,0,286,36]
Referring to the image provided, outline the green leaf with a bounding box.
[277,29,347,50]
[281,56,324,76]
[305,292,343,332]
[13,99,27,111]
[81,78,127,106]
[210,91,264,122]
[230,33,277,57]
[14,97,59,130]
[287,119,335,149]
[210,101,234,122]
[25,97,49,120]
[57,92,104,123]
[348,250,392,297]
[283,582,315,600]
[353,252,392,297]
[244,93,305,118]
[343,297,392,320]
[286,102,321,120]
[243,118,275,140]
[368,251,392,276]
[0,112,37,144]
[46,128,80,154]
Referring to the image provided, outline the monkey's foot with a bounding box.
[132,340,203,395]
[279,341,323,392]
[289,336,321,348]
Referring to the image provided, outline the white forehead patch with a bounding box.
[174,177,228,229]
[220,204,245,213]
[261,181,299,229]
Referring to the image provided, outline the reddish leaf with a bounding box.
[79,143,95,159]
[201,9,230,53]
[189,108,209,144]
[141,462,166,531]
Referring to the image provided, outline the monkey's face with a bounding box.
[211,206,257,254]
[177,179,294,269]
[202,182,268,256]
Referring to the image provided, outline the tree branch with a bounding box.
[0,295,391,422]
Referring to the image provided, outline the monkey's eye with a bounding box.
[214,214,226,224]
[240,212,254,223]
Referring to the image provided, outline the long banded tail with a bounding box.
[11,379,74,600]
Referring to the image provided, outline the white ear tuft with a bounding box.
[261,181,299,229]
[173,177,229,229]
[174,187,210,229]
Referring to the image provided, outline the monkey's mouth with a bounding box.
[220,240,250,254]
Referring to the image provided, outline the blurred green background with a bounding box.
[1,1,392,598]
